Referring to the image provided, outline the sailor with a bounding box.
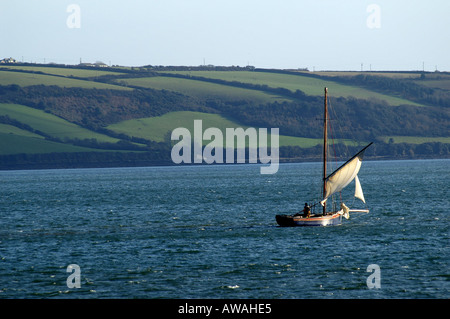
[303,203,311,218]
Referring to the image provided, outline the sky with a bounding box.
[1,0,449,71]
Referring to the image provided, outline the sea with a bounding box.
[0,159,448,299]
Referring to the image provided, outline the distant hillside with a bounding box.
[0,63,449,169]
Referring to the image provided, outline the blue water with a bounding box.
[0,160,448,299]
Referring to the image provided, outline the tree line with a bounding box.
[1,140,447,170]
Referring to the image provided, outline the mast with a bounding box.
[322,87,328,215]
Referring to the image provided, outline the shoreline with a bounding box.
[1,155,448,171]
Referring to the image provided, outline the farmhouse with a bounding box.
[79,61,109,68]
[0,57,17,64]
[95,62,109,68]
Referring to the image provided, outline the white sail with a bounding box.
[354,175,365,203]
[321,143,371,205]
[324,155,361,200]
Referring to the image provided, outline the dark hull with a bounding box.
[276,212,342,227]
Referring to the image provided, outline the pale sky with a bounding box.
[1,0,449,71]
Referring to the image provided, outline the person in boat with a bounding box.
[302,203,311,218]
[294,203,311,218]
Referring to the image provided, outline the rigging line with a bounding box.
[328,97,337,162]
[329,95,350,158]
[327,95,339,173]
[347,210,370,220]
[350,196,355,207]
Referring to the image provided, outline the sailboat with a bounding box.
[276,88,372,227]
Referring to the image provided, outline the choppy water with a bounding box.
[0,160,448,298]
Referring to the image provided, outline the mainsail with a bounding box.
[321,143,372,205]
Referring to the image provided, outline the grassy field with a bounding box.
[107,110,362,148]
[0,65,123,78]
[0,70,131,90]
[117,76,289,103]
[0,103,150,155]
[0,123,43,138]
[313,71,424,79]
[0,103,121,143]
[108,111,249,143]
[415,80,450,90]
[160,70,423,106]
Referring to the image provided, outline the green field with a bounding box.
[0,70,131,90]
[160,70,423,106]
[0,65,123,78]
[314,71,424,79]
[0,103,128,155]
[107,110,321,147]
[0,123,43,138]
[0,103,121,143]
[415,80,450,90]
[107,110,361,148]
[116,76,289,103]
[108,111,242,143]
[0,103,149,155]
